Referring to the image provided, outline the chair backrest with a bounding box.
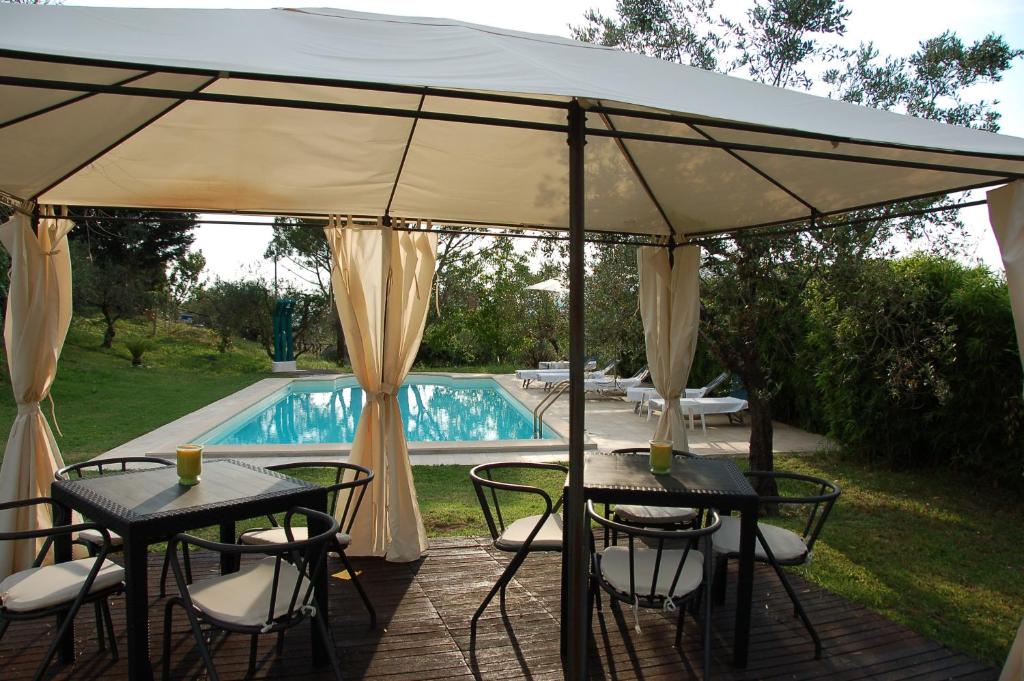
[55,456,173,480]
[0,497,115,574]
[169,506,340,631]
[587,500,720,606]
[599,359,619,375]
[698,371,730,397]
[266,462,374,534]
[469,462,567,543]
[631,366,650,382]
[744,471,840,554]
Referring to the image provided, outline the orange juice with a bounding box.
[176,444,203,486]
[649,440,672,475]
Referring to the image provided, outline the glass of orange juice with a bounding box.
[649,440,673,475]
[176,444,203,486]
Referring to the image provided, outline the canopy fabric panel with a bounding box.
[1,4,1024,236]
[988,180,1024,374]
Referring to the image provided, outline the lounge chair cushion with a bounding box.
[187,556,310,627]
[240,527,351,548]
[495,513,562,551]
[0,558,123,612]
[713,516,807,562]
[78,527,124,547]
[613,505,697,525]
[600,546,703,599]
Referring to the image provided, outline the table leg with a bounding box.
[219,521,236,574]
[308,495,330,668]
[53,502,75,664]
[734,505,756,668]
[124,536,154,681]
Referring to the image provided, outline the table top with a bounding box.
[581,451,757,506]
[51,459,321,533]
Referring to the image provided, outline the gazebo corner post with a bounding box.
[565,98,589,681]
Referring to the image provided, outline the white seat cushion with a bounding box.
[240,527,351,548]
[495,513,562,551]
[187,556,311,627]
[0,558,124,612]
[712,516,808,562]
[600,546,704,599]
[78,527,124,547]
[614,505,697,525]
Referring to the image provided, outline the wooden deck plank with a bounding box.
[0,538,998,680]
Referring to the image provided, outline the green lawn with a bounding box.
[0,320,1019,666]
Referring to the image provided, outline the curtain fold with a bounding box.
[638,245,700,451]
[988,180,1024,377]
[324,217,437,562]
[0,208,73,580]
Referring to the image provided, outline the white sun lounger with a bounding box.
[646,396,749,434]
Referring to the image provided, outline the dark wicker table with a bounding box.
[561,452,759,668]
[50,458,330,681]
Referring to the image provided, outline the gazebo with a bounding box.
[1,6,1023,680]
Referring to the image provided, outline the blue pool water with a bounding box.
[199,376,552,445]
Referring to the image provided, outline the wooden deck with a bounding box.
[1,537,995,680]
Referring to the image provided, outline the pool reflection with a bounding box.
[209,381,547,445]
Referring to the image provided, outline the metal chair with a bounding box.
[469,461,567,629]
[55,456,192,598]
[711,470,840,659]
[239,461,376,628]
[0,497,124,681]
[162,506,343,681]
[606,447,699,533]
[587,500,720,676]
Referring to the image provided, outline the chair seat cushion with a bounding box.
[240,527,351,548]
[495,513,562,551]
[600,546,703,599]
[712,516,808,562]
[614,505,697,525]
[188,556,310,627]
[78,527,124,547]
[0,558,124,612]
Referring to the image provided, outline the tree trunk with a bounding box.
[747,391,779,500]
[101,304,116,349]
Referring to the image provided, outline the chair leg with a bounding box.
[159,544,173,598]
[179,600,221,681]
[182,542,193,584]
[94,601,106,651]
[674,601,685,647]
[248,634,259,677]
[472,549,529,628]
[0,617,9,642]
[703,580,713,681]
[276,630,286,656]
[768,560,822,659]
[162,599,177,681]
[314,612,345,681]
[712,556,728,606]
[339,552,376,629]
[102,599,119,661]
[34,594,92,681]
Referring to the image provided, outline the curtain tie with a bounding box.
[16,401,41,416]
[373,382,397,402]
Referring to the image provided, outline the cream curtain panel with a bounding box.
[638,245,701,451]
[989,180,1024,377]
[324,217,437,562]
[0,209,73,580]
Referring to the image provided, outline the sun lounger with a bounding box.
[515,360,596,387]
[646,396,749,434]
[625,371,731,414]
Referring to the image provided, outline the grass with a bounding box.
[0,318,1019,666]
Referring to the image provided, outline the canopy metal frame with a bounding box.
[2,45,1020,681]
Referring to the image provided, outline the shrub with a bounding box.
[123,338,154,367]
[805,254,1024,488]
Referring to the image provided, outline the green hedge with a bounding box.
[801,254,1024,488]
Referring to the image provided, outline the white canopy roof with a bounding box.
[2,4,1024,237]
[526,279,567,293]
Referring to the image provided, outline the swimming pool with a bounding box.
[197,375,555,445]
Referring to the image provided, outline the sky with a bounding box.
[61,0,1024,282]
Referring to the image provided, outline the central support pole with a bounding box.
[565,98,588,680]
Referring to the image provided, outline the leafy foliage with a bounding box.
[805,255,1024,487]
